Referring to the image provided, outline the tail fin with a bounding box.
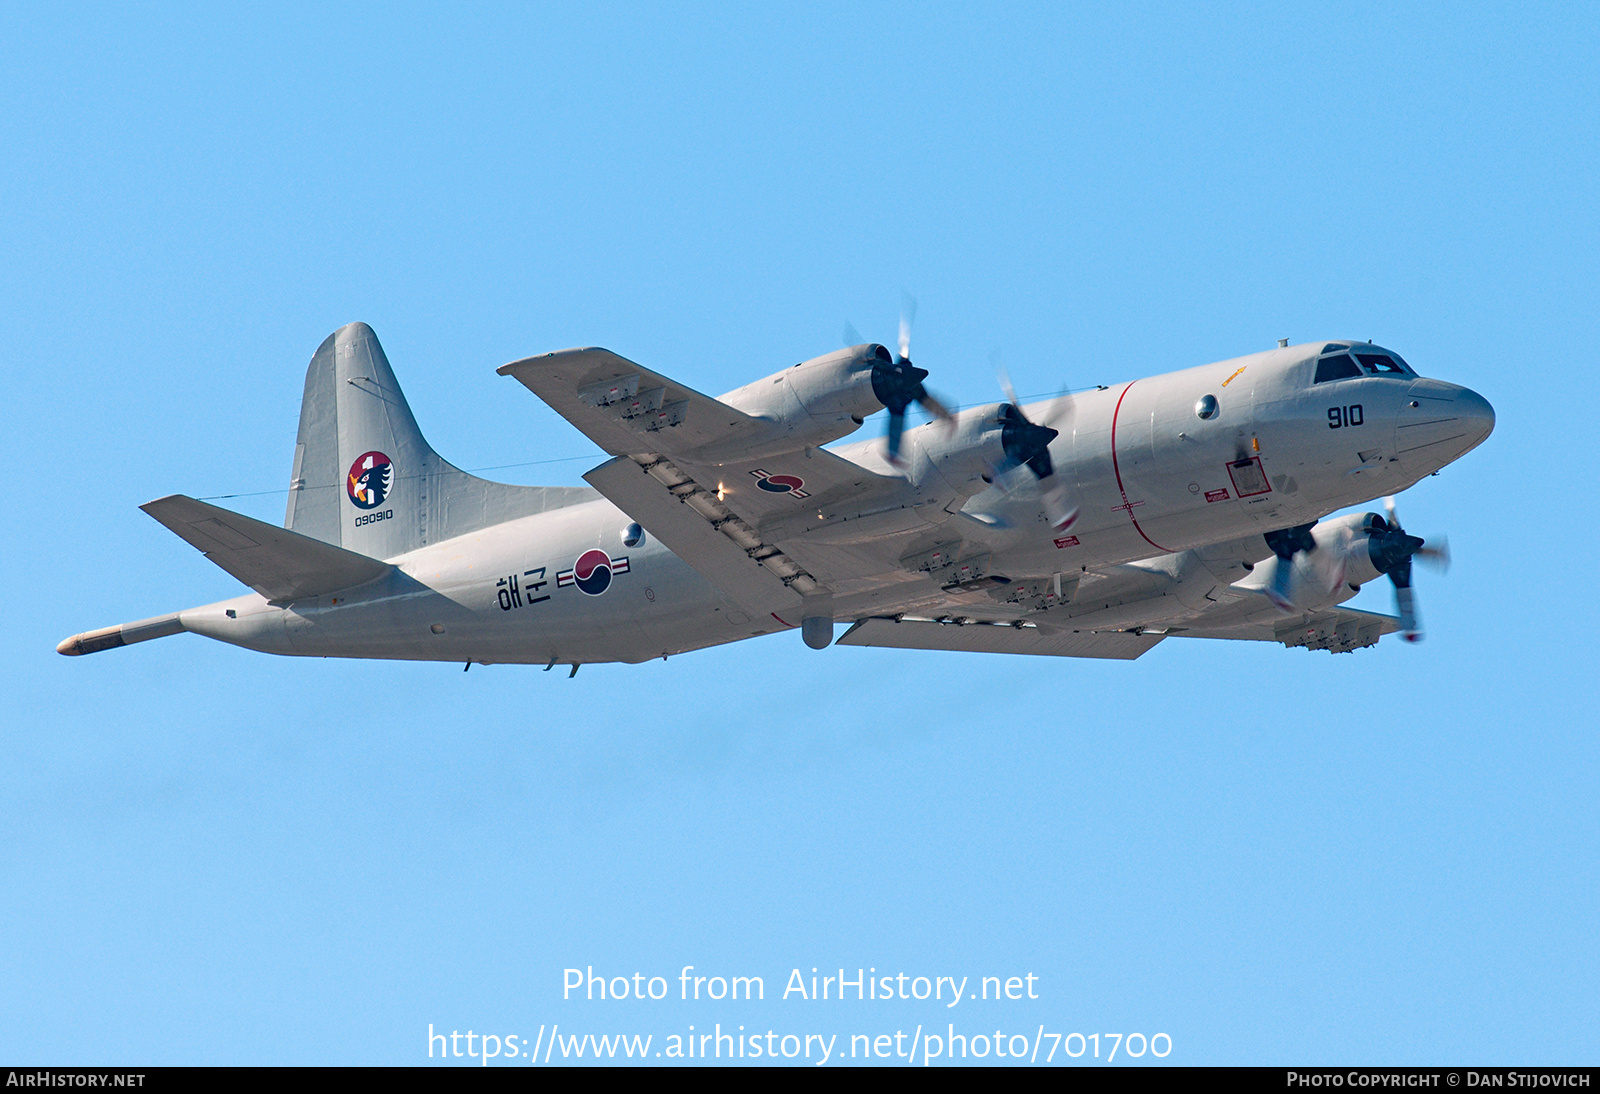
[285,323,594,559]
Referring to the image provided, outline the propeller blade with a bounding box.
[1261,522,1318,612]
[994,352,1075,432]
[990,457,1023,482]
[1039,388,1075,433]
[1383,495,1402,532]
[1387,544,1422,639]
[864,296,947,462]
[1394,581,1422,641]
[985,356,1080,528]
[997,404,1058,480]
[886,408,907,465]
[1305,524,1352,596]
[1267,556,1295,612]
[917,389,954,424]
[1042,480,1080,532]
[898,293,917,362]
[1374,495,1441,641]
[1327,536,1351,594]
[997,365,1021,411]
[988,355,1060,484]
[982,462,1078,533]
[1416,536,1450,573]
[842,321,865,348]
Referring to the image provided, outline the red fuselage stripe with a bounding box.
[1109,380,1173,554]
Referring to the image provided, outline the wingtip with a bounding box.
[498,347,616,376]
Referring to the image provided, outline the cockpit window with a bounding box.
[1355,353,1408,377]
[1321,343,1350,354]
[1314,353,1362,383]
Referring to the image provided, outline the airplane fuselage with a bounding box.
[170,339,1492,667]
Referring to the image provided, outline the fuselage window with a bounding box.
[1314,354,1363,383]
[1355,353,1408,377]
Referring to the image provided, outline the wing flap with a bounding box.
[141,495,392,603]
[838,617,1165,659]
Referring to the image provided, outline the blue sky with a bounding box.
[3,2,1596,1066]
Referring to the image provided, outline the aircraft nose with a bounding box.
[1456,385,1496,448]
[1398,379,1496,472]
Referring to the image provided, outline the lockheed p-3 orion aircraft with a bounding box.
[58,321,1493,670]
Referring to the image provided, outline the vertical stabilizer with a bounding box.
[285,323,594,558]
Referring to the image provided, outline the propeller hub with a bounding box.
[851,302,952,465]
[1369,501,1439,640]
[1368,529,1426,579]
[871,357,930,412]
[999,404,1059,479]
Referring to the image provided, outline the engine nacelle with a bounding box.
[906,406,1008,495]
[1340,511,1402,589]
[1237,511,1400,610]
[719,344,893,449]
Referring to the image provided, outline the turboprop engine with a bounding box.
[720,343,951,458]
[901,393,1079,532]
[1242,505,1448,639]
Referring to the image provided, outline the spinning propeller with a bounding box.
[990,365,1079,532]
[1262,521,1319,611]
[1261,499,1449,643]
[844,296,952,465]
[1371,496,1450,642]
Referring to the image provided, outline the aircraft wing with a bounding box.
[497,348,771,460]
[499,346,902,524]
[838,617,1165,659]
[839,602,1398,659]
[837,546,1404,658]
[1178,605,1402,654]
[583,444,909,615]
[506,347,910,611]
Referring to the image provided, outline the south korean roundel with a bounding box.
[571,549,613,595]
[347,451,394,509]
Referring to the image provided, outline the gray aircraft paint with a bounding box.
[58,324,1494,664]
[285,322,594,557]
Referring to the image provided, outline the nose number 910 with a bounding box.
[1327,404,1364,429]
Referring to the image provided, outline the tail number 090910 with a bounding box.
[1327,404,1364,429]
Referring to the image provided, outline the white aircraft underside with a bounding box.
[59,322,1494,669]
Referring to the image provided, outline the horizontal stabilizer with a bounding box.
[141,495,392,603]
[838,617,1164,659]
